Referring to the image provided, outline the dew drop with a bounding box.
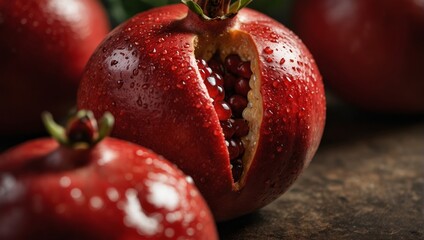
[90,196,104,210]
[117,79,124,89]
[137,97,143,106]
[133,69,139,76]
[110,60,118,66]
[264,47,273,54]
[59,176,71,188]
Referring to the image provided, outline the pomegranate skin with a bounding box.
[0,0,109,135]
[0,137,218,239]
[292,0,424,113]
[78,4,326,221]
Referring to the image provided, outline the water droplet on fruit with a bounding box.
[70,188,83,200]
[137,97,143,106]
[149,48,157,56]
[164,228,175,238]
[107,188,120,202]
[264,47,273,54]
[117,79,124,89]
[90,196,104,210]
[110,60,118,66]
[133,69,139,76]
[59,176,71,188]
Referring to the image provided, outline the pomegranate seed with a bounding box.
[208,58,224,75]
[234,77,250,97]
[233,119,249,138]
[214,86,225,101]
[220,119,236,139]
[236,139,245,156]
[228,95,248,117]
[197,54,251,183]
[214,101,232,120]
[227,139,240,160]
[198,68,207,79]
[205,76,219,99]
[236,62,252,79]
[224,73,237,92]
[205,66,213,76]
[225,54,242,74]
[212,72,224,87]
[231,158,243,182]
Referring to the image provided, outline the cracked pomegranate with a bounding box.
[197,54,252,182]
[78,0,326,221]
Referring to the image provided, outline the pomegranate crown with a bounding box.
[42,110,114,149]
[182,0,252,20]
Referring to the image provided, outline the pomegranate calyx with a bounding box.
[182,0,252,20]
[42,110,114,149]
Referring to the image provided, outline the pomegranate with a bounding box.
[0,110,218,239]
[78,0,326,221]
[292,0,424,113]
[0,0,109,135]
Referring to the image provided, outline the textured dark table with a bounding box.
[218,100,424,240]
[1,100,423,240]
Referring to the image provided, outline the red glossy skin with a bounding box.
[0,0,109,134]
[78,4,326,221]
[0,138,218,239]
[292,0,424,112]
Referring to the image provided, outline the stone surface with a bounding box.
[218,101,424,239]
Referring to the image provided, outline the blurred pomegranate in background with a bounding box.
[292,0,424,113]
[0,0,109,135]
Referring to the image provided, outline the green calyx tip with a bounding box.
[182,0,252,20]
[42,110,115,149]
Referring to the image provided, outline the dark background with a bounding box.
[2,1,423,239]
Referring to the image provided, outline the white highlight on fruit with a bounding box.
[146,181,180,211]
[47,0,90,38]
[164,228,175,238]
[0,174,23,204]
[70,188,83,199]
[90,196,104,210]
[59,176,71,188]
[123,188,160,236]
[185,176,194,184]
[106,187,120,202]
[166,211,183,223]
[97,149,116,166]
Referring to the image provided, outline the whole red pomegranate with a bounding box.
[0,0,109,135]
[0,110,218,239]
[78,0,326,221]
[292,0,424,113]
